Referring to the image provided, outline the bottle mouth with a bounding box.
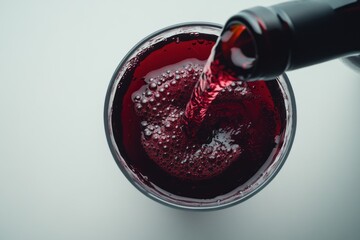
[226,6,294,81]
[218,20,258,80]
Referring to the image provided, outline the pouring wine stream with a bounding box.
[182,23,257,136]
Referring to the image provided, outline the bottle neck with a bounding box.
[223,0,360,81]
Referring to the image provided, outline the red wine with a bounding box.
[111,31,287,199]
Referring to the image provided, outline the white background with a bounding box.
[1,0,360,239]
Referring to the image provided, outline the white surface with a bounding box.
[1,0,360,239]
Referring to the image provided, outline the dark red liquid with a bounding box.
[111,31,287,199]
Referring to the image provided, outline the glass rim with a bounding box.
[104,22,297,211]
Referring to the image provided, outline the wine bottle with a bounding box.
[218,0,360,80]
